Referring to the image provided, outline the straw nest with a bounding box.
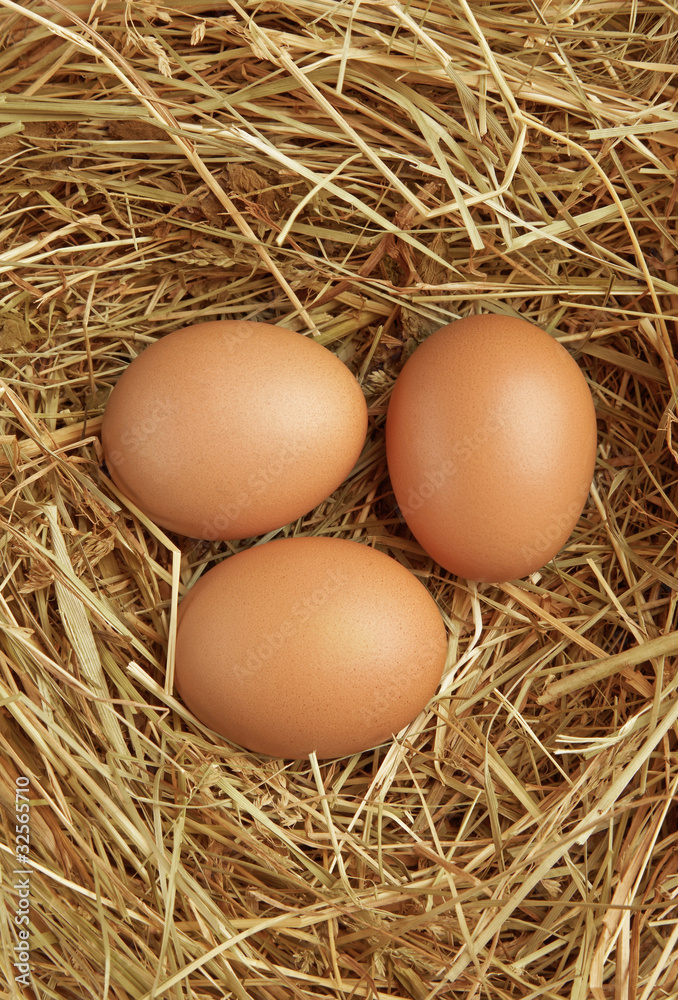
[1,1,677,997]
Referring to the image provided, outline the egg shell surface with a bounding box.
[385,314,598,582]
[102,321,368,540]
[174,536,448,759]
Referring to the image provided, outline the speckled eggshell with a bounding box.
[385,314,598,582]
[174,536,448,759]
[102,321,368,540]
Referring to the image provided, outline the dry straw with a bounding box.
[0,0,677,997]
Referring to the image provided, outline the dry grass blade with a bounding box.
[1,1,677,998]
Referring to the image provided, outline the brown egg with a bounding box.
[385,314,597,582]
[174,536,448,759]
[102,321,367,539]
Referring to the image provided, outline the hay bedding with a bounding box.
[0,0,677,997]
